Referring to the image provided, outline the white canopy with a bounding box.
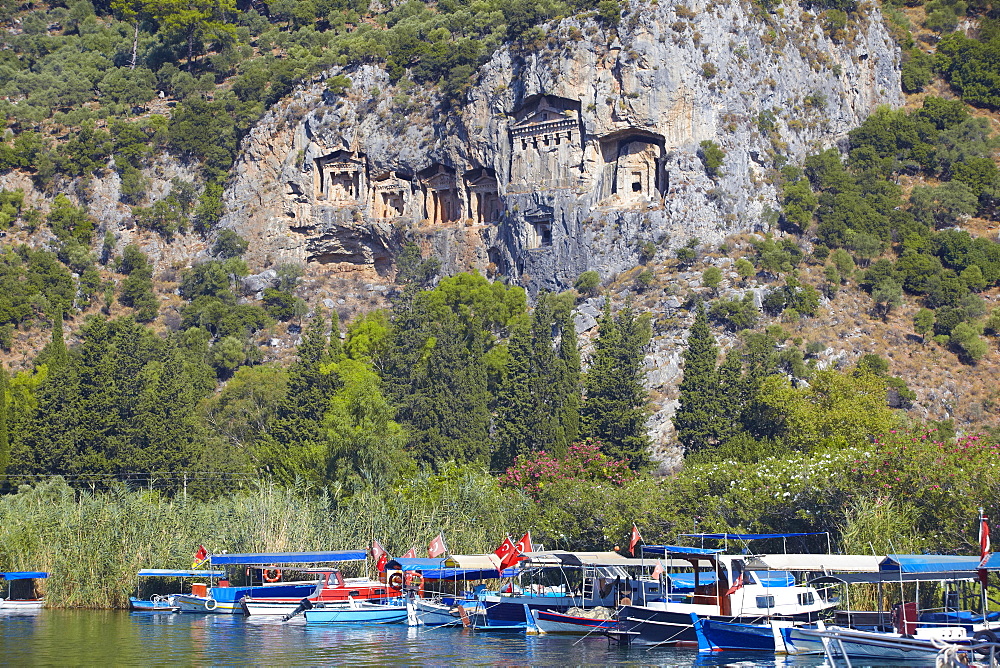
[743,554,884,573]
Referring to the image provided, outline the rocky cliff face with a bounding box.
[221,0,900,294]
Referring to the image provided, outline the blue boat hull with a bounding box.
[694,617,775,652]
[304,605,407,624]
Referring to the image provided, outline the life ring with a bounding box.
[151,594,163,604]
[204,598,218,611]
[263,568,282,583]
[388,573,404,590]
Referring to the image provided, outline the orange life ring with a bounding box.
[263,568,282,583]
[388,573,404,589]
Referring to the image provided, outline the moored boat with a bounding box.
[529,607,616,634]
[242,569,395,617]
[0,572,48,611]
[799,625,973,662]
[303,599,407,624]
[129,568,225,613]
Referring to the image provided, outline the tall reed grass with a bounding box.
[0,469,532,609]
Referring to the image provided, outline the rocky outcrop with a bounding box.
[221,0,900,294]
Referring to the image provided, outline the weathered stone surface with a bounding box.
[220,2,899,297]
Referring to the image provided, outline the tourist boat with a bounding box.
[242,568,396,616]
[302,598,408,624]
[471,551,664,630]
[691,613,808,652]
[0,572,48,611]
[129,568,224,612]
[606,537,866,647]
[385,555,516,628]
[173,550,367,614]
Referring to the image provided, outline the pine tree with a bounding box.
[674,304,720,454]
[582,301,651,468]
[492,316,534,470]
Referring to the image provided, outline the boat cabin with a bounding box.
[0,571,48,610]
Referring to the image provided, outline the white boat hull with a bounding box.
[243,601,301,617]
[0,599,44,610]
[799,626,971,661]
[172,594,242,614]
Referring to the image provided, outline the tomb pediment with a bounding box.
[510,95,580,139]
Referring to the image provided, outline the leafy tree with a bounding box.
[212,229,248,258]
[702,266,723,291]
[324,358,412,490]
[914,308,935,342]
[951,321,988,363]
[708,294,758,331]
[698,140,725,179]
[910,181,978,229]
[735,258,755,281]
[147,0,238,70]
[574,270,600,296]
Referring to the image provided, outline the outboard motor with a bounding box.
[282,597,314,622]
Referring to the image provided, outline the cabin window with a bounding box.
[756,595,776,609]
[798,592,815,606]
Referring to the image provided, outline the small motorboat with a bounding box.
[530,607,616,634]
[303,598,407,624]
[130,569,225,613]
[0,572,48,611]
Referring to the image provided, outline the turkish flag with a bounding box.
[402,546,417,559]
[651,561,665,580]
[494,536,517,569]
[725,572,745,596]
[979,514,991,587]
[427,533,447,558]
[628,524,642,556]
[371,539,388,562]
[376,553,389,572]
[191,545,208,568]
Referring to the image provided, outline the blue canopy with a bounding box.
[420,568,519,580]
[387,558,445,571]
[666,572,717,588]
[137,569,225,578]
[980,553,1000,570]
[755,571,796,587]
[880,555,980,573]
[209,551,367,565]
[641,545,724,556]
[0,572,48,580]
[680,533,826,540]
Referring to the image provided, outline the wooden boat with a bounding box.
[175,550,369,614]
[606,542,838,647]
[529,607,616,634]
[0,572,48,611]
[799,625,974,662]
[129,569,225,613]
[242,570,394,616]
[691,613,805,652]
[303,598,407,624]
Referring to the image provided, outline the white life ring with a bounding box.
[204,598,218,611]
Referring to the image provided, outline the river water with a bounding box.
[0,610,897,666]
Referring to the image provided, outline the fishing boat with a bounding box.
[385,556,516,628]
[242,568,395,617]
[129,568,225,612]
[302,598,407,624]
[472,551,664,630]
[529,607,617,634]
[607,537,855,647]
[0,572,48,611]
[173,550,366,614]
[691,613,807,652]
[800,625,974,662]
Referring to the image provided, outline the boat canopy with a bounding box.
[979,553,1000,570]
[520,551,638,567]
[809,570,980,585]
[137,569,225,578]
[443,554,504,570]
[744,554,884,573]
[880,555,980,573]
[641,545,724,556]
[0,572,48,580]
[680,532,827,540]
[209,550,367,565]
[384,558,517,579]
[388,558,445,571]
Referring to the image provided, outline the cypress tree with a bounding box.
[582,301,651,468]
[0,363,8,477]
[556,312,581,447]
[492,316,534,470]
[674,304,720,454]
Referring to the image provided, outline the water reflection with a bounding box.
[0,610,861,666]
